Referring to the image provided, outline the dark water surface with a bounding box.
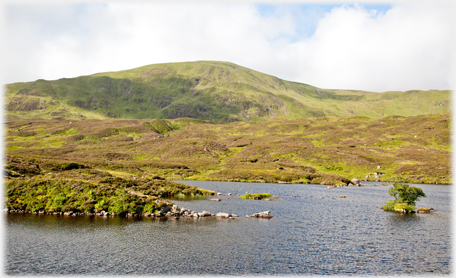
[4,181,452,275]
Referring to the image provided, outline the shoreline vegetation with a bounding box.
[4,167,215,216]
[4,113,451,215]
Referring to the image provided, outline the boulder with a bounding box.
[350,179,361,186]
[201,211,211,217]
[160,206,170,213]
[216,212,230,218]
[195,211,211,217]
[248,211,273,218]
[417,208,431,213]
[180,208,190,215]
[171,205,180,213]
[208,198,221,202]
[395,208,407,213]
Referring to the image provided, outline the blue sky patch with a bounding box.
[255,3,393,42]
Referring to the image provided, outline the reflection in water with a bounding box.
[5,181,451,275]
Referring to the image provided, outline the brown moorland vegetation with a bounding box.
[6,113,451,186]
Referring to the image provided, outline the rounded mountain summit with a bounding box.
[5,61,450,122]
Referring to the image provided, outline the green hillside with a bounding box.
[5,61,451,122]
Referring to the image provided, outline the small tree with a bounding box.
[381,182,426,213]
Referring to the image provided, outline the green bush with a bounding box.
[108,198,125,214]
[381,200,396,211]
[381,182,426,213]
[143,202,158,213]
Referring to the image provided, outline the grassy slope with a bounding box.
[5,61,451,123]
[6,113,451,185]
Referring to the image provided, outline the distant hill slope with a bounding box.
[5,61,451,122]
[6,113,451,185]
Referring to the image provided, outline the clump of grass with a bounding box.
[239,193,272,200]
[198,188,216,195]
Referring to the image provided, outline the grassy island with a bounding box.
[381,182,426,213]
[239,193,272,200]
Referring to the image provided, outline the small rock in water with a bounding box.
[417,208,431,214]
[350,178,361,186]
[248,211,273,219]
[201,211,211,217]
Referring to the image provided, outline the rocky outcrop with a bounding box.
[349,179,361,186]
[417,208,435,214]
[215,212,238,219]
[5,204,265,220]
[246,211,273,218]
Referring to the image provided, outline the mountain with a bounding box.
[5,61,451,122]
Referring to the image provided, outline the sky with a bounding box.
[1,0,455,92]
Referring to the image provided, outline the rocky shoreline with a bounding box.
[3,204,273,219]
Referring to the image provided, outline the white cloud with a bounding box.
[282,3,453,91]
[2,1,454,92]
